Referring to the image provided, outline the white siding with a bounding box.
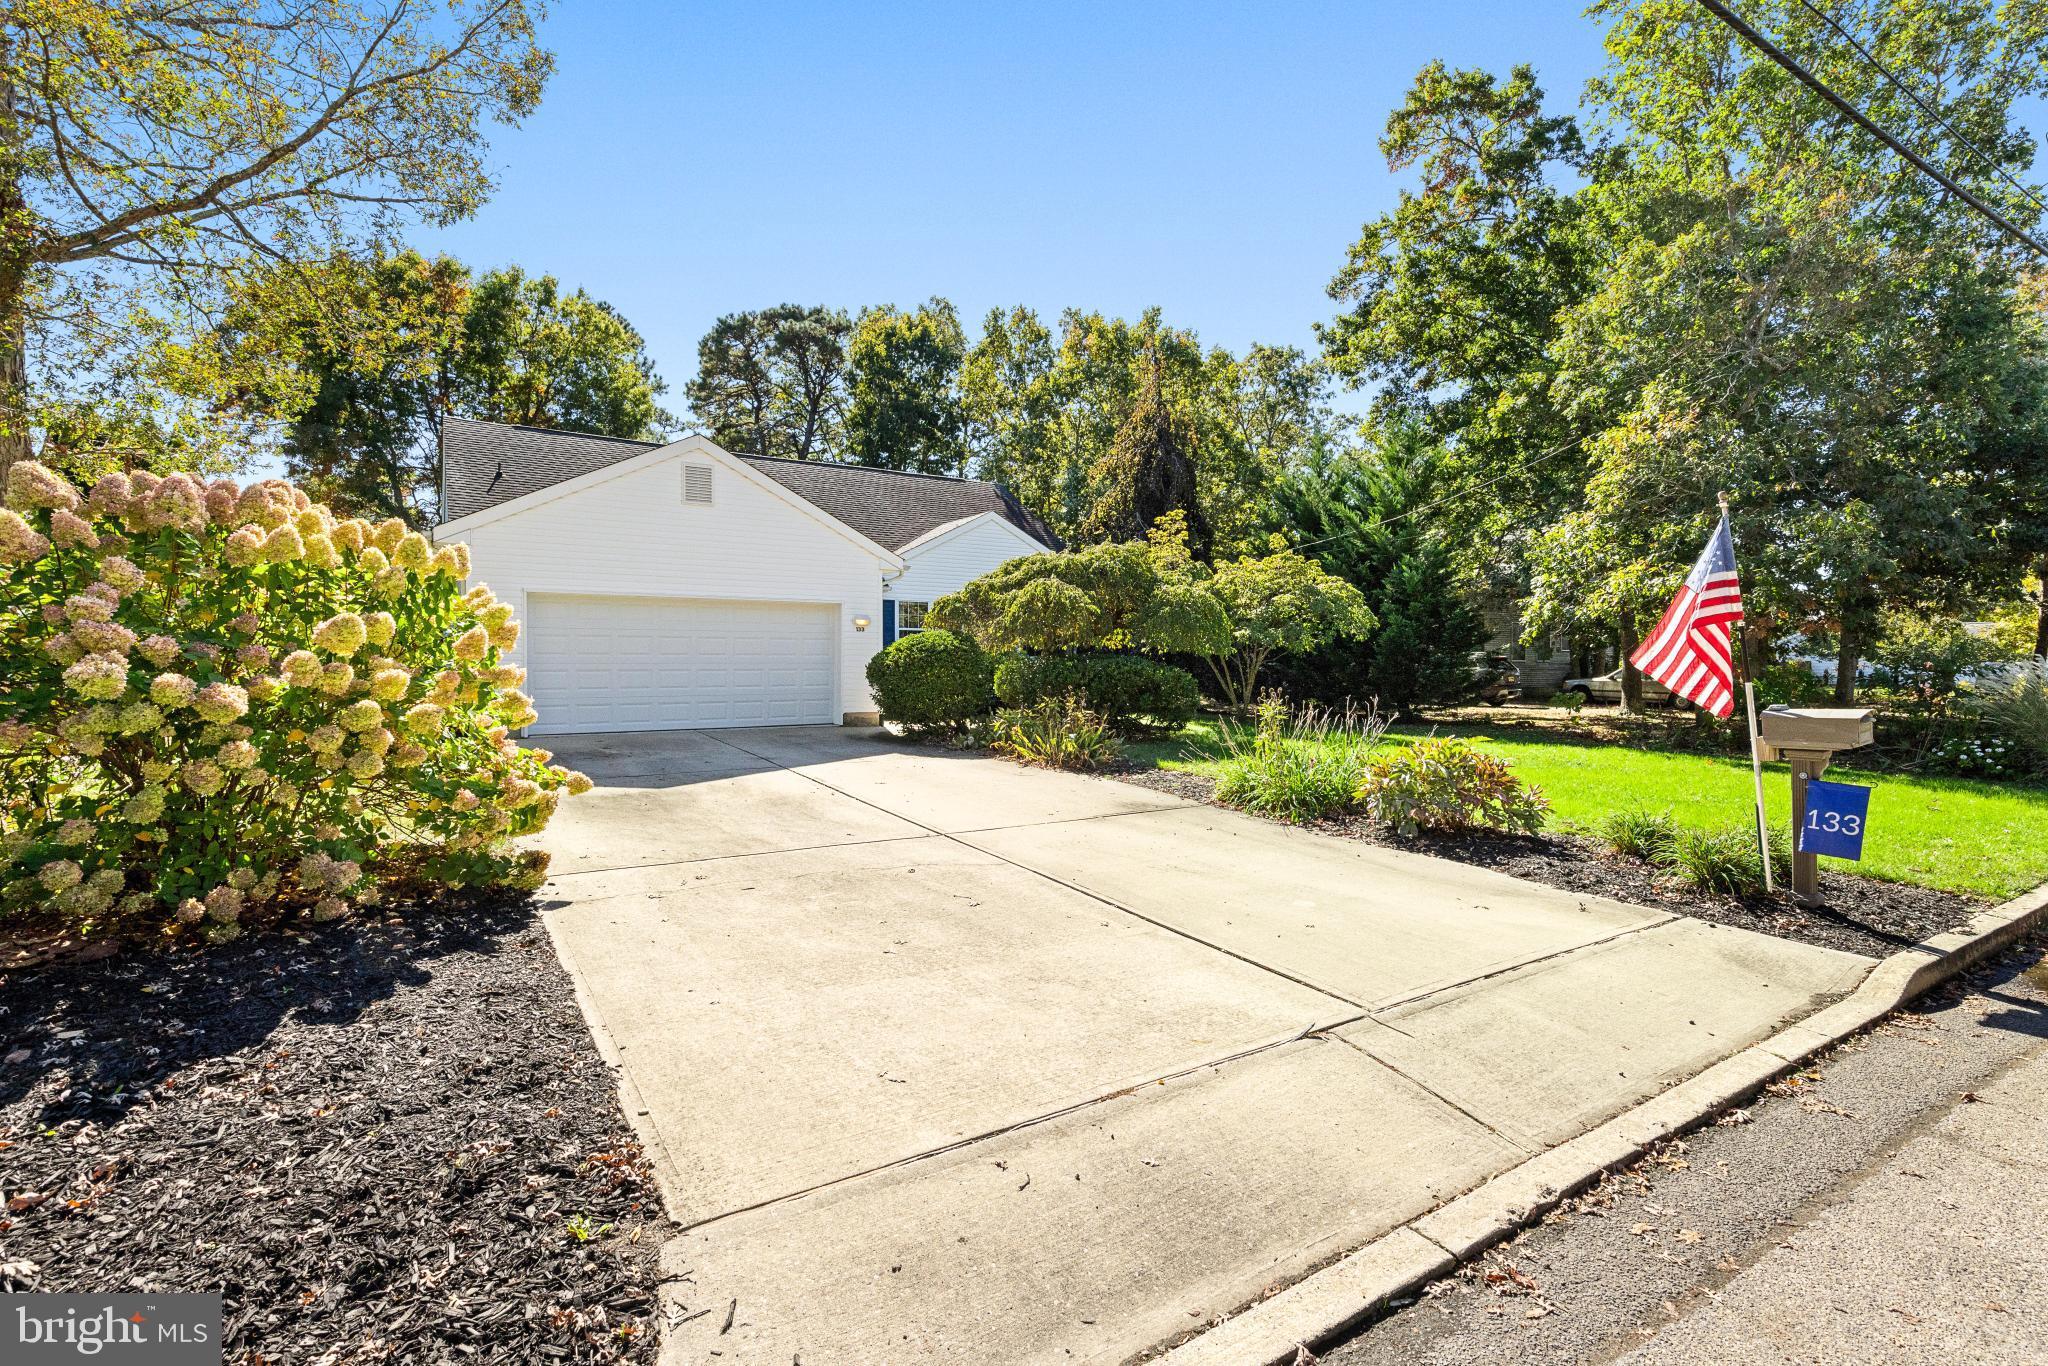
[444,448,892,722]
[889,516,1047,613]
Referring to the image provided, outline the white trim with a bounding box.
[896,509,1049,560]
[431,433,906,571]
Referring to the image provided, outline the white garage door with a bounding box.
[525,594,838,734]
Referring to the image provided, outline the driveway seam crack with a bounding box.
[698,729,1373,1015]
[673,1016,1368,1232]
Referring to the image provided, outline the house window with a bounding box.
[897,601,929,634]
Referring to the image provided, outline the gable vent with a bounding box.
[682,463,714,505]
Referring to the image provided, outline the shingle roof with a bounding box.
[438,417,1059,553]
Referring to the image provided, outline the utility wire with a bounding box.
[1789,0,2048,219]
[1694,0,2048,258]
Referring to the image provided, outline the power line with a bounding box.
[1694,0,2048,258]
[1788,0,2048,219]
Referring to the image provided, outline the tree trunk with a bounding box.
[2034,557,2048,659]
[1833,630,1860,704]
[1617,622,1645,713]
[0,76,30,491]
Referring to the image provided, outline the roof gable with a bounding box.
[436,418,1060,552]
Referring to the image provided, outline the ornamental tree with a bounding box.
[0,462,587,940]
[1204,543,1378,711]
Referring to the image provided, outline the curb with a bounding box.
[1155,880,2048,1366]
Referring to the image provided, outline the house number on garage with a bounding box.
[1797,778,1871,861]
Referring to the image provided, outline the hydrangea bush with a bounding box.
[0,462,590,940]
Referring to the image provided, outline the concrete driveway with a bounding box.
[536,726,1874,1364]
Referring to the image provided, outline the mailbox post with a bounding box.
[1756,706,1875,905]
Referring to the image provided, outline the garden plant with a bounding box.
[864,628,997,733]
[0,462,588,941]
[1213,694,1387,823]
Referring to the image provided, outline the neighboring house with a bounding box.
[432,419,1057,734]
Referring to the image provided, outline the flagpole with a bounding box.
[1720,492,1776,895]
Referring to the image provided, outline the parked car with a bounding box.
[1561,667,1672,706]
[1469,653,1520,706]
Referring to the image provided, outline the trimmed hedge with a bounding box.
[865,630,996,730]
[992,652,1200,736]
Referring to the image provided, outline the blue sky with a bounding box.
[418,1,1614,409]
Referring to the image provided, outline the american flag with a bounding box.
[1630,516,1744,718]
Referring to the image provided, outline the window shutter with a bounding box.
[682,463,714,505]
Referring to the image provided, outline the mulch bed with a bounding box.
[0,899,663,1364]
[1110,767,1982,960]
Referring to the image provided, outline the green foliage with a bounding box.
[1550,690,1588,713]
[1268,423,1485,711]
[1356,737,1548,836]
[1753,661,1834,708]
[1869,612,2016,710]
[989,694,1121,771]
[992,653,1201,737]
[1081,352,1209,551]
[928,538,1229,658]
[1213,696,1387,824]
[183,253,670,526]
[959,307,1333,555]
[0,462,584,938]
[845,299,969,474]
[1598,806,1676,861]
[0,1,553,474]
[864,630,996,732]
[1969,658,2048,771]
[1206,544,1377,710]
[1662,824,1789,899]
[684,305,851,460]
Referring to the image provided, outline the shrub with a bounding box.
[865,630,995,731]
[1550,690,1587,713]
[1356,737,1548,836]
[993,652,1200,736]
[1663,823,1789,897]
[1969,657,2048,771]
[989,693,1121,771]
[1599,806,1677,860]
[1214,694,1386,823]
[0,462,585,939]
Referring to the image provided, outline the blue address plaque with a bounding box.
[1799,778,1871,861]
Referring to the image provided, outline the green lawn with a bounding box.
[1127,719,2048,901]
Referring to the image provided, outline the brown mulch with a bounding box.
[0,900,663,1364]
[1109,767,1982,961]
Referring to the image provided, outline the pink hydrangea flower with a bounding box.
[50,508,99,548]
[88,472,133,516]
[6,461,80,511]
[0,509,49,563]
[193,683,249,723]
[138,634,180,667]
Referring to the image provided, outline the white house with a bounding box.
[431,419,1058,734]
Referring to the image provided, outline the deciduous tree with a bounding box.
[0,0,553,485]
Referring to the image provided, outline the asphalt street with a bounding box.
[1323,933,2048,1366]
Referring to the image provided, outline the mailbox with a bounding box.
[1757,706,1874,761]
[1756,705,1876,906]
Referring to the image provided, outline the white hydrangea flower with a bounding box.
[312,612,367,655]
